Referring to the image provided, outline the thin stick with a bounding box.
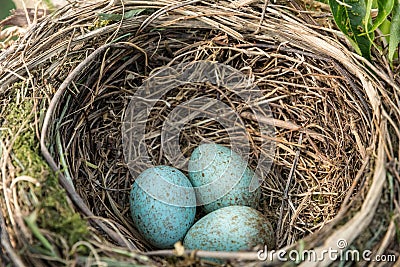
[144,249,260,260]
[339,155,370,210]
[277,133,303,242]
[254,0,269,34]
[241,111,325,142]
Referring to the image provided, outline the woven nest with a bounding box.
[1,0,400,266]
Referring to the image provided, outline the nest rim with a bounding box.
[1,0,399,266]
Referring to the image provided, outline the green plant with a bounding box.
[328,0,400,64]
[0,0,15,20]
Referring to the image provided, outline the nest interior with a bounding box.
[64,42,371,248]
[1,0,399,266]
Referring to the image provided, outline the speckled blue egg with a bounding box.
[188,144,261,213]
[130,165,196,248]
[183,206,275,252]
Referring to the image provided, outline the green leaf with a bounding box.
[329,0,374,60]
[347,0,374,60]
[364,0,373,43]
[363,0,393,50]
[389,0,400,61]
[98,9,146,22]
[123,9,146,19]
[379,18,391,35]
[98,13,122,21]
[329,0,349,34]
[97,13,122,21]
[371,0,394,32]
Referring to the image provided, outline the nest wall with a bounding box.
[1,0,399,266]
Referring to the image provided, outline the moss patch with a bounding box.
[4,95,88,249]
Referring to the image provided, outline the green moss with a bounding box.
[4,96,88,248]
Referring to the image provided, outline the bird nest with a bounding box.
[1,0,399,266]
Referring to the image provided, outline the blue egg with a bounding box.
[130,166,196,248]
[183,206,275,252]
[188,144,261,213]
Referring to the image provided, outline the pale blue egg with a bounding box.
[183,206,275,252]
[130,165,196,248]
[188,144,261,213]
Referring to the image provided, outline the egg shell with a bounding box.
[188,144,261,213]
[183,206,275,252]
[130,165,196,249]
